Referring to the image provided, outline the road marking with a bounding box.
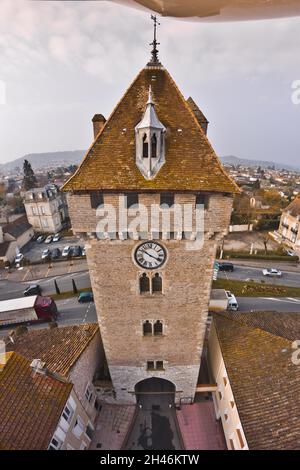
[22,268,31,282]
[262,297,300,304]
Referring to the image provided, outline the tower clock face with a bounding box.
[134,242,166,269]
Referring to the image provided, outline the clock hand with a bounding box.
[144,251,159,261]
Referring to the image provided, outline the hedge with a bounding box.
[221,251,299,262]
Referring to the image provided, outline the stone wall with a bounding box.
[69,331,104,421]
[67,191,233,404]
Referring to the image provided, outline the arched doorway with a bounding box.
[135,377,176,407]
[126,378,180,450]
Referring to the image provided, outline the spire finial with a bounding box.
[149,15,161,65]
[147,85,153,105]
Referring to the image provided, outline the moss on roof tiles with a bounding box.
[213,312,300,450]
[63,65,239,194]
[0,352,72,450]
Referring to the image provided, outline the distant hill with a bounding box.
[0,150,299,175]
[221,155,300,172]
[0,150,85,173]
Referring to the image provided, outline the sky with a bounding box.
[0,0,300,166]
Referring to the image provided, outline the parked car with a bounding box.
[218,262,234,272]
[23,284,41,296]
[71,245,82,257]
[44,235,53,244]
[41,249,51,260]
[36,236,45,244]
[78,291,94,303]
[51,248,61,260]
[226,291,239,311]
[285,249,295,256]
[15,253,24,265]
[52,233,61,242]
[262,268,282,277]
[62,246,71,257]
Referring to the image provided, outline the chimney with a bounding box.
[92,114,106,139]
[30,358,47,375]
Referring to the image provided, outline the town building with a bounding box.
[0,352,92,450]
[5,323,104,424]
[63,41,238,405]
[0,214,33,265]
[276,197,300,252]
[0,323,108,450]
[209,311,300,450]
[23,184,69,233]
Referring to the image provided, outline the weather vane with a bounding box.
[149,14,161,64]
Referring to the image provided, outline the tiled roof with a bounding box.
[186,97,209,129]
[223,310,300,341]
[283,197,300,218]
[0,241,11,258]
[2,214,32,240]
[6,323,99,377]
[213,312,300,450]
[63,64,239,194]
[0,352,72,450]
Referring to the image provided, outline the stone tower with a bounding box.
[63,52,238,404]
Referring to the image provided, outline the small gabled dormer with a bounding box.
[135,86,166,180]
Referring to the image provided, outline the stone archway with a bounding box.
[126,378,180,450]
[135,377,176,407]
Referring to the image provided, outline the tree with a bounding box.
[72,279,78,294]
[253,179,261,190]
[22,160,37,190]
[54,279,60,295]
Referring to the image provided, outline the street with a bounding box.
[237,296,300,312]
[0,297,97,338]
[0,270,91,301]
[218,264,300,287]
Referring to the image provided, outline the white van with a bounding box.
[225,291,239,311]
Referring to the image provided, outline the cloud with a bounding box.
[0,0,299,164]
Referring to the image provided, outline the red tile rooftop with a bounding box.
[176,402,226,450]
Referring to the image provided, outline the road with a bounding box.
[0,297,97,338]
[0,270,91,301]
[237,296,300,312]
[218,264,300,287]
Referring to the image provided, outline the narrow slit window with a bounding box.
[142,134,148,158]
[143,321,152,336]
[151,134,157,158]
[154,320,163,336]
[152,273,162,293]
[140,273,150,293]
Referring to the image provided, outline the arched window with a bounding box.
[151,134,157,158]
[143,321,152,336]
[154,320,163,336]
[152,273,162,293]
[140,273,150,293]
[142,134,148,158]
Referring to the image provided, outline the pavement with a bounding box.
[1,258,88,284]
[90,404,136,450]
[0,297,97,338]
[125,381,183,450]
[0,269,90,301]
[237,296,300,312]
[218,263,300,287]
[223,258,300,272]
[176,401,226,450]
[21,236,83,263]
